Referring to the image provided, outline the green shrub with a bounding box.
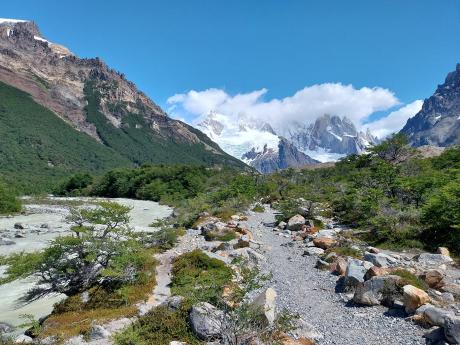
[115,305,200,345]
[392,269,428,291]
[171,250,233,305]
[252,203,265,213]
[0,251,44,284]
[0,181,21,214]
[325,246,362,259]
[54,173,93,196]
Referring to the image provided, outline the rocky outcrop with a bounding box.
[401,64,460,147]
[0,19,246,170]
[288,114,379,155]
[189,302,224,340]
[242,137,319,173]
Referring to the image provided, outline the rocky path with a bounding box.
[242,207,426,345]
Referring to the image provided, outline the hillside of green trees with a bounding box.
[53,135,460,254]
[0,81,246,194]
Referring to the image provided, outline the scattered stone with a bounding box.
[440,284,460,298]
[14,223,25,229]
[14,232,26,238]
[423,269,445,289]
[250,288,277,325]
[363,252,398,268]
[331,257,347,276]
[353,275,402,306]
[416,304,454,327]
[316,230,336,238]
[444,316,460,344]
[89,324,111,341]
[403,285,430,314]
[437,247,450,257]
[415,253,453,267]
[40,223,49,229]
[0,322,13,334]
[165,296,185,310]
[303,247,324,256]
[344,259,368,288]
[189,302,223,340]
[367,246,380,254]
[0,237,15,245]
[440,292,455,303]
[278,221,287,230]
[80,291,90,304]
[288,318,323,342]
[312,237,336,250]
[14,335,33,344]
[364,266,390,281]
[324,252,337,262]
[315,259,330,270]
[287,215,305,231]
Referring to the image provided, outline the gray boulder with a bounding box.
[416,304,454,327]
[14,223,25,229]
[288,318,324,341]
[363,252,398,268]
[14,335,33,344]
[250,288,277,325]
[89,324,111,341]
[444,316,460,344]
[0,237,15,245]
[189,302,223,340]
[315,259,330,270]
[303,247,325,256]
[316,230,336,238]
[345,259,369,288]
[416,253,453,267]
[287,214,305,231]
[353,275,402,306]
[277,221,287,230]
[0,322,13,334]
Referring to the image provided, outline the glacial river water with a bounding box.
[0,197,172,334]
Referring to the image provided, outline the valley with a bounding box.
[0,6,459,345]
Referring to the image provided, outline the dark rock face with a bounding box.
[401,64,460,147]
[242,137,319,173]
[289,114,378,155]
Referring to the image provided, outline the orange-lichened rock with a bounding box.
[313,237,336,250]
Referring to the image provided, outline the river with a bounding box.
[0,197,172,334]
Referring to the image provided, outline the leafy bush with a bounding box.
[252,203,265,213]
[12,202,154,301]
[392,269,428,291]
[0,251,44,284]
[115,305,200,345]
[0,181,21,214]
[54,173,93,196]
[171,250,233,305]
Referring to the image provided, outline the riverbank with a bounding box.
[0,197,172,335]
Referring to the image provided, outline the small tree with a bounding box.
[0,181,21,214]
[24,202,143,301]
[369,133,412,163]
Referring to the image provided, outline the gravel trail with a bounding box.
[242,207,426,345]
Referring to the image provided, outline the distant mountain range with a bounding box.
[0,19,458,180]
[197,112,379,173]
[401,64,460,147]
[0,19,246,188]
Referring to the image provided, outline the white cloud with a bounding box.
[363,100,423,138]
[167,83,400,130]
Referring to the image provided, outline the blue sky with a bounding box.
[3,0,460,130]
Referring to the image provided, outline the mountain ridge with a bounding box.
[401,63,460,147]
[0,19,247,187]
